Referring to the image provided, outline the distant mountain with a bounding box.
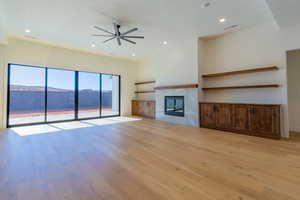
[9,85,114,111]
[10,85,70,92]
[10,85,110,92]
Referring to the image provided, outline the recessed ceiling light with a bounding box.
[163,41,168,45]
[91,44,96,48]
[132,53,136,57]
[219,18,227,23]
[25,29,31,33]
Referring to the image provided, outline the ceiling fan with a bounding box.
[92,23,144,46]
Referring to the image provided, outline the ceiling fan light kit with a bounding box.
[93,23,144,46]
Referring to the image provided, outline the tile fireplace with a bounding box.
[155,87,198,127]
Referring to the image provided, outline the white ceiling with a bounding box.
[265,0,300,28]
[0,0,282,59]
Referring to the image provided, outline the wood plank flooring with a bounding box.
[1,118,300,200]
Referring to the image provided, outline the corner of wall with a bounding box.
[0,44,7,129]
[198,38,204,103]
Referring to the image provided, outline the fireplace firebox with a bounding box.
[164,96,184,117]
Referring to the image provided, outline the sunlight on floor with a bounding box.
[11,124,60,136]
[50,121,92,130]
[11,117,141,136]
[82,117,140,126]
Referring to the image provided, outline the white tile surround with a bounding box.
[155,88,198,127]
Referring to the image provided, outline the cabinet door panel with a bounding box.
[132,100,139,115]
[233,105,250,132]
[200,104,216,128]
[250,105,280,138]
[146,101,155,118]
[138,101,145,116]
[215,104,233,129]
[132,100,155,118]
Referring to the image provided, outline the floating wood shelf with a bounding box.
[135,81,156,85]
[135,90,155,94]
[154,84,198,90]
[202,84,280,91]
[202,66,279,78]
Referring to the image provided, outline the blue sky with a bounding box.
[10,64,117,91]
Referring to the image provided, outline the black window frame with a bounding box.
[7,63,121,128]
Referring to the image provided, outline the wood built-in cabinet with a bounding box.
[132,100,155,119]
[200,102,281,139]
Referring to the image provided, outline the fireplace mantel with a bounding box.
[154,84,198,90]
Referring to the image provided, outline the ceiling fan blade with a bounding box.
[103,36,116,43]
[92,34,114,37]
[121,28,138,36]
[122,35,144,39]
[121,37,136,44]
[94,26,114,35]
[117,37,122,46]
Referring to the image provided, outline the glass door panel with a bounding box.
[101,74,120,117]
[78,72,100,119]
[8,64,46,126]
[47,69,75,122]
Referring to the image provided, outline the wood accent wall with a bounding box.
[199,102,281,139]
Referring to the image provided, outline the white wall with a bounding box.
[200,21,300,138]
[0,44,6,130]
[0,0,5,43]
[136,36,199,126]
[0,37,139,129]
[287,50,300,132]
[137,37,198,86]
[198,39,205,102]
[136,36,199,104]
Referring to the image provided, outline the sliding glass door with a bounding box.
[78,72,100,119]
[101,74,120,117]
[7,64,121,127]
[46,69,75,122]
[8,64,46,126]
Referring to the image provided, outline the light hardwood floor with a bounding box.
[290,132,300,142]
[1,118,300,200]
